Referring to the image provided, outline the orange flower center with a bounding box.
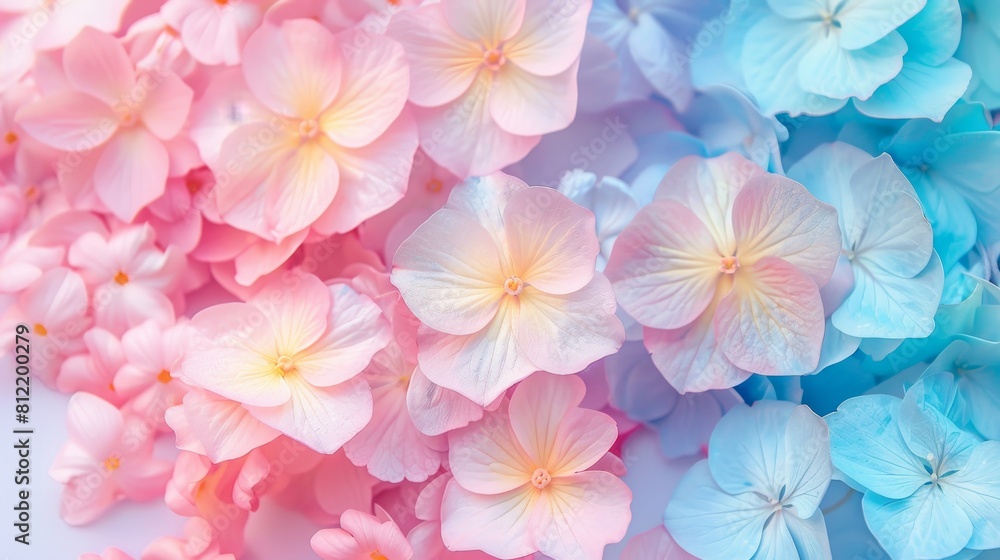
[276,355,296,375]
[298,119,319,140]
[103,455,122,472]
[504,276,523,296]
[34,324,48,336]
[719,256,740,274]
[114,271,129,285]
[185,177,202,194]
[370,552,388,560]
[530,468,552,490]
[425,178,443,193]
[482,48,505,70]
[157,369,172,384]
[4,131,17,144]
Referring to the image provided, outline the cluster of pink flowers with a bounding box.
[0,0,648,558]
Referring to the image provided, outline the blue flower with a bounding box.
[664,400,833,559]
[826,373,1000,559]
[787,142,944,344]
[588,0,727,110]
[924,340,1000,440]
[557,170,640,271]
[695,0,973,120]
[855,0,972,121]
[883,102,1000,271]
[956,0,1000,109]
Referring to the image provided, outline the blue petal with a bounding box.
[826,395,928,499]
[664,460,769,559]
[862,485,974,559]
[854,59,972,121]
[947,441,1000,550]
[798,31,906,101]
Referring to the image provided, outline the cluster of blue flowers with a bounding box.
[574,1,1000,558]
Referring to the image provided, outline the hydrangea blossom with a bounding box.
[606,152,841,392]
[827,373,1000,559]
[665,400,834,559]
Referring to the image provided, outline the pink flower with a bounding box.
[79,548,135,560]
[408,474,499,560]
[10,267,90,386]
[621,526,696,559]
[57,327,126,405]
[605,153,842,392]
[178,273,391,455]
[196,19,417,243]
[142,517,238,560]
[389,0,592,177]
[311,509,413,560]
[50,392,173,525]
[68,224,186,334]
[441,373,631,559]
[16,28,193,222]
[391,172,624,405]
[115,319,191,431]
[160,0,269,66]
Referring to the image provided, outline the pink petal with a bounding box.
[440,0,525,44]
[391,208,504,336]
[310,112,418,236]
[622,526,697,560]
[345,379,443,483]
[61,475,118,525]
[320,35,409,148]
[222,140,340,241]
[211,122,292,213]
[172,389,281,462]
[412,79,540,177]
[447,405,533,495]
[18,267,87,328]
[440,480,538,558]
[507,373,584,466]
[732,175,841,285]
[406,367,486,436]
[242,19,341,117]
[715,256,826,375]
[606,200,720,329]
[504,0,591,76]
[514,275,624,374]
[340,509,386,551]
[181,344,289,407]
[254,274,332,357]
[93,127,168,221]
[65,393,122,461]
[490,58,580,136]
[388,5,482,107]
[656,153,768,250]
[294,283,390,387]
[503,186,598,295]
[63,28,135,106]
[417,299,534,406]
[549,408,618,476]
[645,313,751,394]
[311,528,366,560]
[139,72,193,141]
[534,471,632,560]
[16,91,118,151]
[247,375,373,454]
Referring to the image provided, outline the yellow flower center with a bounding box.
[719,256,740,274]
[504,276,523,296]
[298,119,319,140]
[482,48,505,70]
[531,468,552,490]
[276,355,296,375]
[103,455,122,472]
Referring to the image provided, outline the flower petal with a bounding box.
[514,275,624,374]
[732,175,841,285]
[947,441,1000,550]
[320,35,408,149]
[715,256,826,375]
[448,405,534,494]
[605,199,720,330]
[503,186,598,295]
[490,58,580,137]
[16,91,118,152]
[645,314,751,394]
[247,375,372,454]
[94,127,168,222]
[534,471,632,560]
[63,27,135,106]
[440,480,538,558]
[406,367,487,436]
[440,0,525,44]
[139,72,193,141]
[798,31,907,101]
[505,0,590,76]
[391,208,504,336]
[242,19,341,117]
[862,485,972,560]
